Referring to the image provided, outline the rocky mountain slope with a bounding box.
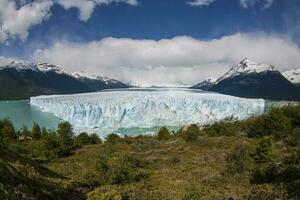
[0,59,128,100]
[192,59,300,101]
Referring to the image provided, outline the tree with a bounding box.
[75,132,91,146]
[90,133,101,144]
[41,127,48,136]
[57,122,74,154]
[182,124,201,142]
[0,118,16,142]
[157,127,171,141]
[32,122,41,140]
[105,134,120,145]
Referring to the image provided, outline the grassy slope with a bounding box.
[44,136,255,200]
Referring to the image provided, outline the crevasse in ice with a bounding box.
[30,88,265,136]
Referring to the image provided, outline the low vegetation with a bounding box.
[0,105,299,199]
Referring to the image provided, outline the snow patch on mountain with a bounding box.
[216,58,275,83]
[72,71,122,85]
[282,69,300,84]
[0,57,69,75]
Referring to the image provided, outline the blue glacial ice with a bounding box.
[30,88,265,137]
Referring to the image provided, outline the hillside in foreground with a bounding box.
[0,105,300,200]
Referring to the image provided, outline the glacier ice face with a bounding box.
[30,88,265,137]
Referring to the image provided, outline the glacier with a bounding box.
[30,88,265,137]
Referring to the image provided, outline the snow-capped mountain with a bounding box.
[215,58,275,83]
[282,69,300,86]
[72,71,123,85]
[72,71,128,91]
[0,58,69,75]
[0,59,128,100]
[192,58,300,101]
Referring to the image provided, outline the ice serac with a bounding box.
[30,89,265,136]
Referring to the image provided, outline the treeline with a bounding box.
[0,120,101,159]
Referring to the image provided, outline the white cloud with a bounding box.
[240,0,274,8]
[56,0,95,22]
[56,0,139,21]
[33,33,300,87]
[187,0,274,8]
[186,0,216,7]
[0,0,53,42]
[0,0,139,43]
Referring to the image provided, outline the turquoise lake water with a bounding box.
[0,100,61,131]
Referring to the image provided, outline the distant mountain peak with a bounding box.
[72,71,105,80]
[216,58,275,83]
[0,58,69,76]
[37,63,67,75]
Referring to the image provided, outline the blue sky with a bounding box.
[1,0,300,86]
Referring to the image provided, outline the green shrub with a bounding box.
[204,122,238,137]
[227,145,254,174]
[106,134,120,145]
[32,122,41,140]
[96,153,148,185]
[252,137,274,165]
[247,108,292,139]
[75,132,91,146]
[90,133,102,144]
[157,127,171,141]
[181,124,201,142]
[281,105,300,129]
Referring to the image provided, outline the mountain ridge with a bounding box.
[191,59,300,101]
[0,59,129,100]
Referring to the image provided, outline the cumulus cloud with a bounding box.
[33,33,300,87]
[0,0,139,42]
[186,0,216,7]
[187,0,274,8]
[0,0,53,42]
[56,0,139,21]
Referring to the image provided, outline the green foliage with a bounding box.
[0,118,16,144]
[181,124,202,142]
[32,122,41,140]
[1,104,300,199]
[96,153,148,185]
[75,132,92,146]
[41,127,48,136]
[157,127,171,141]
[204,121,239,137]
[90,133,102,144]
[247,108,292,139]
[226,145,254,174]
[253,137,274,165]
[75,132,102,147]
[281,105,300,129]
[57,122,74,155]
[106,134,120,145]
